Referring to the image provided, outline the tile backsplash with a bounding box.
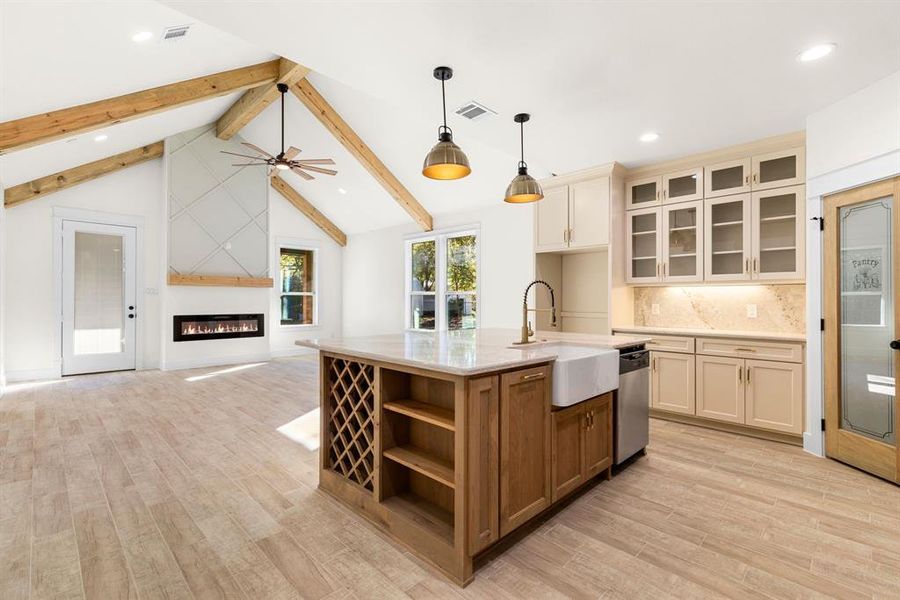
[634,285,805,333]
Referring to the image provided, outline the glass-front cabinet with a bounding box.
[663,167,704,204]
[705,158,752,199]
[626,207,661,283]
[662,201,703,282]
[705,195,752,281]
[752,147,805,191]
[752,185,804,280]
[626,176,661,210]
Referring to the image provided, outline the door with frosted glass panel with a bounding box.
[824,177,899,483]
[62,221,137,375]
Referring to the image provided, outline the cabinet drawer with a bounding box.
[695,337,803,363]
[644,334,694,354]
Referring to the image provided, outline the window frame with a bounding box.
[404,225,480,332]
[276,240,319,329]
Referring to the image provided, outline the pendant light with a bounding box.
[422,66,471,180]
[504,113,543,203]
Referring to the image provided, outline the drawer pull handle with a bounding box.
[521,373,545,382]
[735,347,756,352]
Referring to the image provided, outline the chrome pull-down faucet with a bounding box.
[514,280,557,345]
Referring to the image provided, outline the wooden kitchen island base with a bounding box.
[316,350,614,586]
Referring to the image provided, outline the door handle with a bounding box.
[890,340,900,350]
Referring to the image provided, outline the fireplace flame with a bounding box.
[181,320,259,336]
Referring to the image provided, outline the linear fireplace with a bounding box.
[173,314,265,342]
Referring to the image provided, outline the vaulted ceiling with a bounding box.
[3,1,900,234]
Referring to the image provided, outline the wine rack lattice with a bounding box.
[326,358,375,491]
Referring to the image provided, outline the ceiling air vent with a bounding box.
[161,24,191,43]
[454,100,496,122]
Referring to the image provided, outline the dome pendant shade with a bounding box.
[504,113,543,203]
[504,165,543,203]
[422,66,470,180]
[423,131,471,180]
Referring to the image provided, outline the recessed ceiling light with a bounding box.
[338,187,347,195]
[132,31,154,43]
[639,132,659,143]
[797,43,836,63]
[93,134,108,142]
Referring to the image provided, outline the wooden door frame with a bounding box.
[823,175,900,483]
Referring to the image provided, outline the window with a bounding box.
[279,247,316,326]
[406,228,478,331]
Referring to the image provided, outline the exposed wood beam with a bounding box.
[167,274,274,288]
[0,60,281,155]
[291,79,433,231]
[4,142,164,208]
[270,174,347,246]
[216,58,310,140]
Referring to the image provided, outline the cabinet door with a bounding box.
[662,201,703,282]
[663,167,704,204]
[499,365,552,536]
[651,351,696,415]
[744,360,803,434]
[704,194,752,282]
[584,394,613,479]
[752,147,805,191]
[751,185,805,281]
[626,207,661,283]
[626,176,662,210]
[705,158,751,199]
[551,405,584,502]
[467,376,499,555]
[535,186,569,252]
[569,177,610,248]
[696,355,745,424]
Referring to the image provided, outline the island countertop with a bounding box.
[296,328,650,376]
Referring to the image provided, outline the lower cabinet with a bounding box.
[696,355,745,423]
[651,351,696,415]
[744,359,803,434]
[499,365,552,537]
[551,393,613,503]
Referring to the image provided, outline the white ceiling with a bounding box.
[3,1,900,235]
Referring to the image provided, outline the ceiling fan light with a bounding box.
[504,169,543,203]
[422,135,471,180]
[275,162,290,171]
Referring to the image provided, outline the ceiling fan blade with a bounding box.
[293,158,335,165]
[232,163,267,167]
[221,150,268,160]
[298,165,337,176]
[291,166,314,180]
[284,146,301,161]
[241,142,274,158]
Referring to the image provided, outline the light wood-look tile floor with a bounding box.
[1,357,899,600]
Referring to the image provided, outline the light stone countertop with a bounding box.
[296,328,651,376]
[612,325,807,343]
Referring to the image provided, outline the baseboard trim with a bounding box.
[4,367,62,383]
[650,409,803,446]
[161,353,272,372]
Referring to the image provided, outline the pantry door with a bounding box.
[61,221,137,376]
[824,176,899,483]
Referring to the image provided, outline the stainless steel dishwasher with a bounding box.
[616,344,650,464]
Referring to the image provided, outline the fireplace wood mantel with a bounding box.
[167,274,274,288]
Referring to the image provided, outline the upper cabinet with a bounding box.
[626,167,703,209]
[535,175,611,253]
[623,136,806,285]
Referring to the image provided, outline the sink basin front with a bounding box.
[533,343,619,407]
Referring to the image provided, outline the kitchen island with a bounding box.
[297,328,648,585]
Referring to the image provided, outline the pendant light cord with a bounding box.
[441,78,447,130]
[519,121,527,170]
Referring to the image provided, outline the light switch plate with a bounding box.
[746,304,758,318]
[651,303,660,315]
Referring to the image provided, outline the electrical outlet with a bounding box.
[746,304,758,318]
[651,303,660,316]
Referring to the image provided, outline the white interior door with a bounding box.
[62,221,137,375]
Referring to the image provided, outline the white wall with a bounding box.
[804,69,900,456]
[3,160,164,381]
[343,202,534,337]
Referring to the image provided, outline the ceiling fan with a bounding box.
[221,83,337,180]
